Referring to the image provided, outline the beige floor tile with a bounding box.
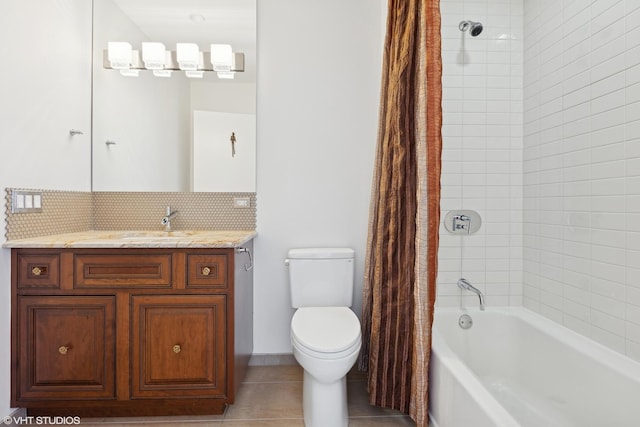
[347,380,409,418]
[224,382,303,420]
[49,366,415,427]
[347,367,368,382]
[222,420,304,426]
[242,364,303,383]
[80,415,225,424]
[349,416,415,426]
[77,424,222,427]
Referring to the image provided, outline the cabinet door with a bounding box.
[17,296,116,400]
[131,295,227,398]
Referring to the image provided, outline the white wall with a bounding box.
[0,0,92,417]
[254,0,384,353]
[523,0,640,362]
[190,82,256,191]
[190,82,256,114]
[193,111,256,192]
[437,0,524,308]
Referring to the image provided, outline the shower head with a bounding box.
[459,20,483,37]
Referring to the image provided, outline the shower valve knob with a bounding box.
[444,210,482,235]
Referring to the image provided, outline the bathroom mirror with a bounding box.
[92,0,256,192]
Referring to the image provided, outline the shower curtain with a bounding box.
[360,0,441,426]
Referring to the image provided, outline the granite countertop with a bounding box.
[2,230,257,249]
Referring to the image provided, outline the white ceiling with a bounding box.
[111,0,256,82]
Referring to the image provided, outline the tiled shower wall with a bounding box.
[523,0,640,361]
[437,0,524,308]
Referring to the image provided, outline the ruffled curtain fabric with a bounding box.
[360,0,442,426]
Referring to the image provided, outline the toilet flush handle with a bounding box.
[284,259,290,266]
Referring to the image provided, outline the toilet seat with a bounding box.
[291,307,361,359]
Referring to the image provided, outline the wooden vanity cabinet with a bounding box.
[11,245,253,417]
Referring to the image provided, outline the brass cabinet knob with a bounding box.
[173,344,181,354]
[201,266,211,276]
[58,346,69,355]
[32,267,42,276]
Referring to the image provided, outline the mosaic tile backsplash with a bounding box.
[4,188,256,241]
[93,192,257,231]
[4,189,93,240]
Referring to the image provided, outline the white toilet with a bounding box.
[286,248,362,427]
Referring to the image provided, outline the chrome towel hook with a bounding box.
[236,247,253,271]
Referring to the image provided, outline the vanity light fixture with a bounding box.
[217,71,235,79]
[211,44,233,72]
[176,43,201,71]
[153,69,172,78]
[185,70,204,78]
[141,42,167,70]
[104,42,245,78]
[107,42,133,69]
[119,69,140,77]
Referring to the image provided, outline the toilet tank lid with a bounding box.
[287,248,354,259]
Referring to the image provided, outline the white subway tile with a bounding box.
[590,325,626,353]
[564,314,592,336]
[626,321,640,345]
[628,176,640,194]
[591,260,626,285]
[628,285,640,308]
[591,53,626,84]
[627,64,640,87]
[592,0,625,31]
[591,90,625,116]
[591,107,626,131]
[628,197,640,213]
[591,177,625,195]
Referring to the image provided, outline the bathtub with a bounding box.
[428,307,640,427]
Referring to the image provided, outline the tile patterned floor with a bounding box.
[71,365,415,426]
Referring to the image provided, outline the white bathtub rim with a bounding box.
[434,306,640,384]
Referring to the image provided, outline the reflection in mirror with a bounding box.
[92,0,256,192]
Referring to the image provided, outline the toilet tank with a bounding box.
[286,248,355,308]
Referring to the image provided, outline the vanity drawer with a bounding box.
[17,253,60,289]
[75,253,172,288]
[186,254,228,289]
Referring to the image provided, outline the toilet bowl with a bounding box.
[291,306,361,427]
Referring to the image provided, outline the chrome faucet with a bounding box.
[161,206,178,231]
[457,278,485,310]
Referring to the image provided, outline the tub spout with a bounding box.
[458,278,485,310]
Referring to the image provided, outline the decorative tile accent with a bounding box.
[5,188,257,241]
[4,188,92,240]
